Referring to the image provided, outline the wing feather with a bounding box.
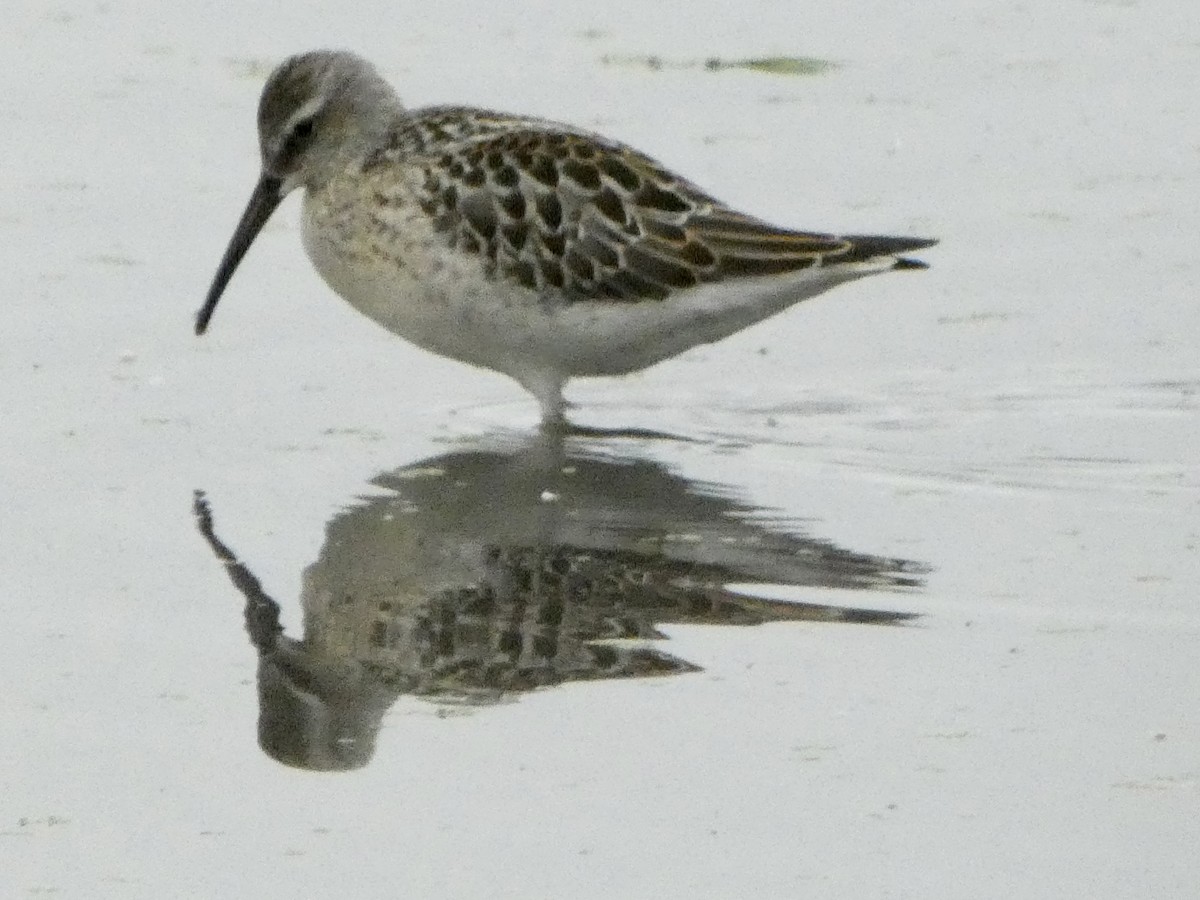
[379,107,932,302]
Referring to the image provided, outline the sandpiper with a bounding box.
[197,50,936,425]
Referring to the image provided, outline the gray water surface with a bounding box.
[2,2,1197,897]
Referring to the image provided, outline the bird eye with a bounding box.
[278,116,318,164]
[292,117,315,140]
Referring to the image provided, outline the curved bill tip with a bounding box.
[195,173,284,336]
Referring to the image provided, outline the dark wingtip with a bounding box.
[194,315,209,336]
[841,234,937,269]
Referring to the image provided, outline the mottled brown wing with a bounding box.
[402,112,856,302]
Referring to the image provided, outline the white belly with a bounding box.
[300,187,884,388]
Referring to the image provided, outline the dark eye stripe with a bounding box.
[280,116,318,162]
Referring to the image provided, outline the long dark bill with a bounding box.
[194,173,285,335]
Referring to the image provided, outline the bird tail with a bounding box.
[841,234,938,269]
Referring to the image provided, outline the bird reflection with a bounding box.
[193,433,925,771]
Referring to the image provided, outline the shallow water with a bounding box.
[3,2,1198,897]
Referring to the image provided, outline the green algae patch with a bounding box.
[706,56,838,76]
[601,54,838,76]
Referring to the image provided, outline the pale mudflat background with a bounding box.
[2,1,1197,897]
